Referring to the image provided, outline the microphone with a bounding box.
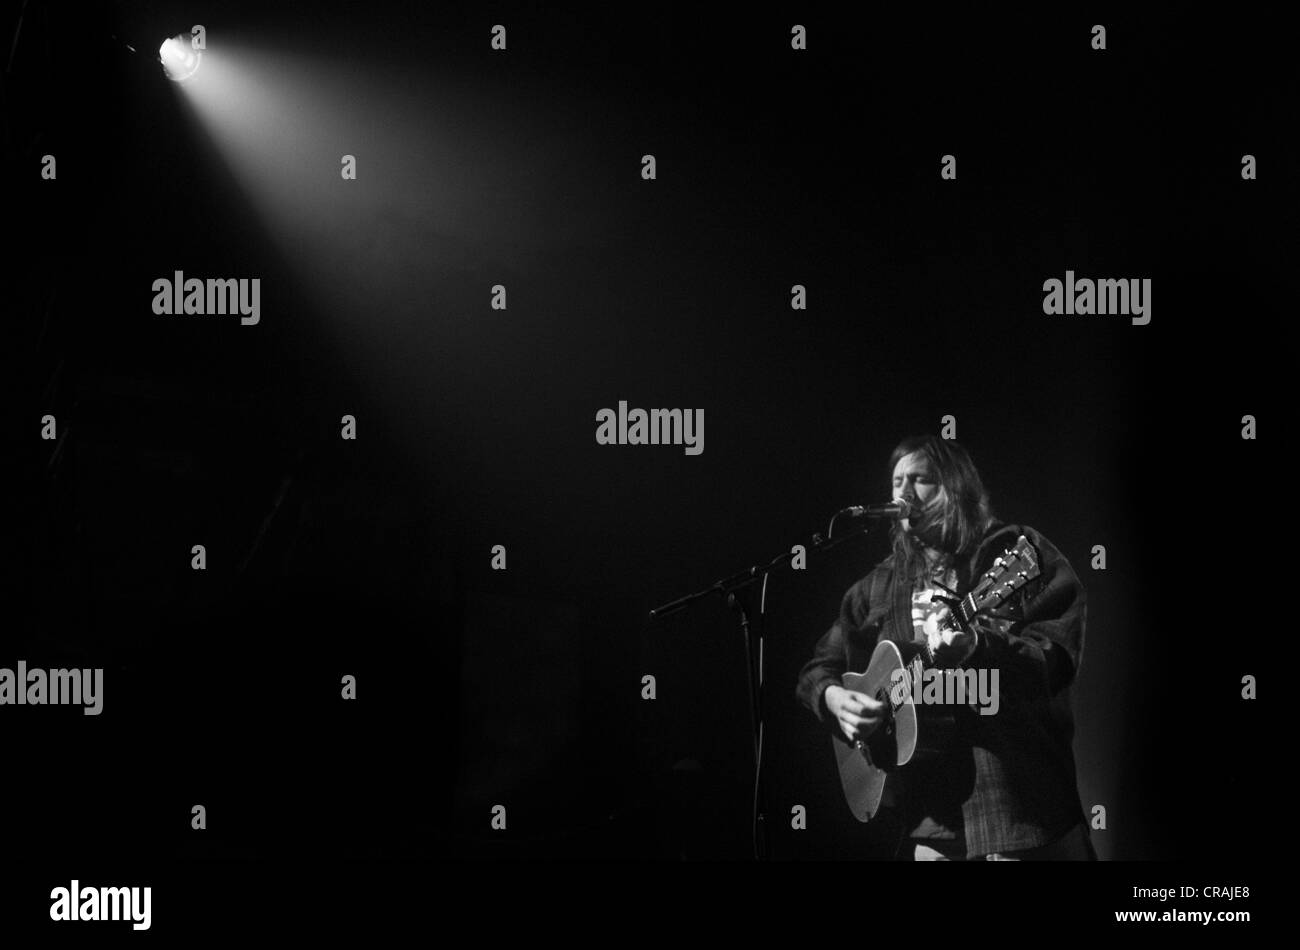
[824,499,917,541]
[841,500,917,519]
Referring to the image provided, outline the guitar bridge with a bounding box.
[855,740,874,767]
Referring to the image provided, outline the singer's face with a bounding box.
[891,452,939,533]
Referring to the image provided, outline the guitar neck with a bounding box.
[954,591,979,627]
[927,537,1040,661]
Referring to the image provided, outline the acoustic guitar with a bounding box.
[833,535,1040,822]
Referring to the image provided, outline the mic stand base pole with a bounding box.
[727,590,766,860]
[647,520,879,862]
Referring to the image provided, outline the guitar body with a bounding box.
[834,640,956,822]
[834,640,914,822]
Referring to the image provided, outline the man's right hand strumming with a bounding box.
[823,685,887,744]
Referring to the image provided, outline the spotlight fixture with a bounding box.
[158,34,201,82]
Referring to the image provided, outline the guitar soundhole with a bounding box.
[875,688,894,736]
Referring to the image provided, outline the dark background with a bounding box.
[6,2,1283,871]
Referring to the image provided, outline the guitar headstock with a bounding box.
[968,535,1040,613]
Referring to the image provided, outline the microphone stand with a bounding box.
[649,517,879,861]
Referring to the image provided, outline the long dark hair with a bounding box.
[887,435,995,589]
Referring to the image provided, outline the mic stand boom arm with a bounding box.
[647,518,874,620]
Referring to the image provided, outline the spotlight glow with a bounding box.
[159,35,201,82]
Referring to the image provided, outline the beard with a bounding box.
[905,504,949,552]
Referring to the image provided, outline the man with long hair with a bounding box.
[796,434,1095,860]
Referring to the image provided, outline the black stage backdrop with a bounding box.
[5,0,1284,933]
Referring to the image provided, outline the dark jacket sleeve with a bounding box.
[795,574,873,731]
[964,524,1085,701]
